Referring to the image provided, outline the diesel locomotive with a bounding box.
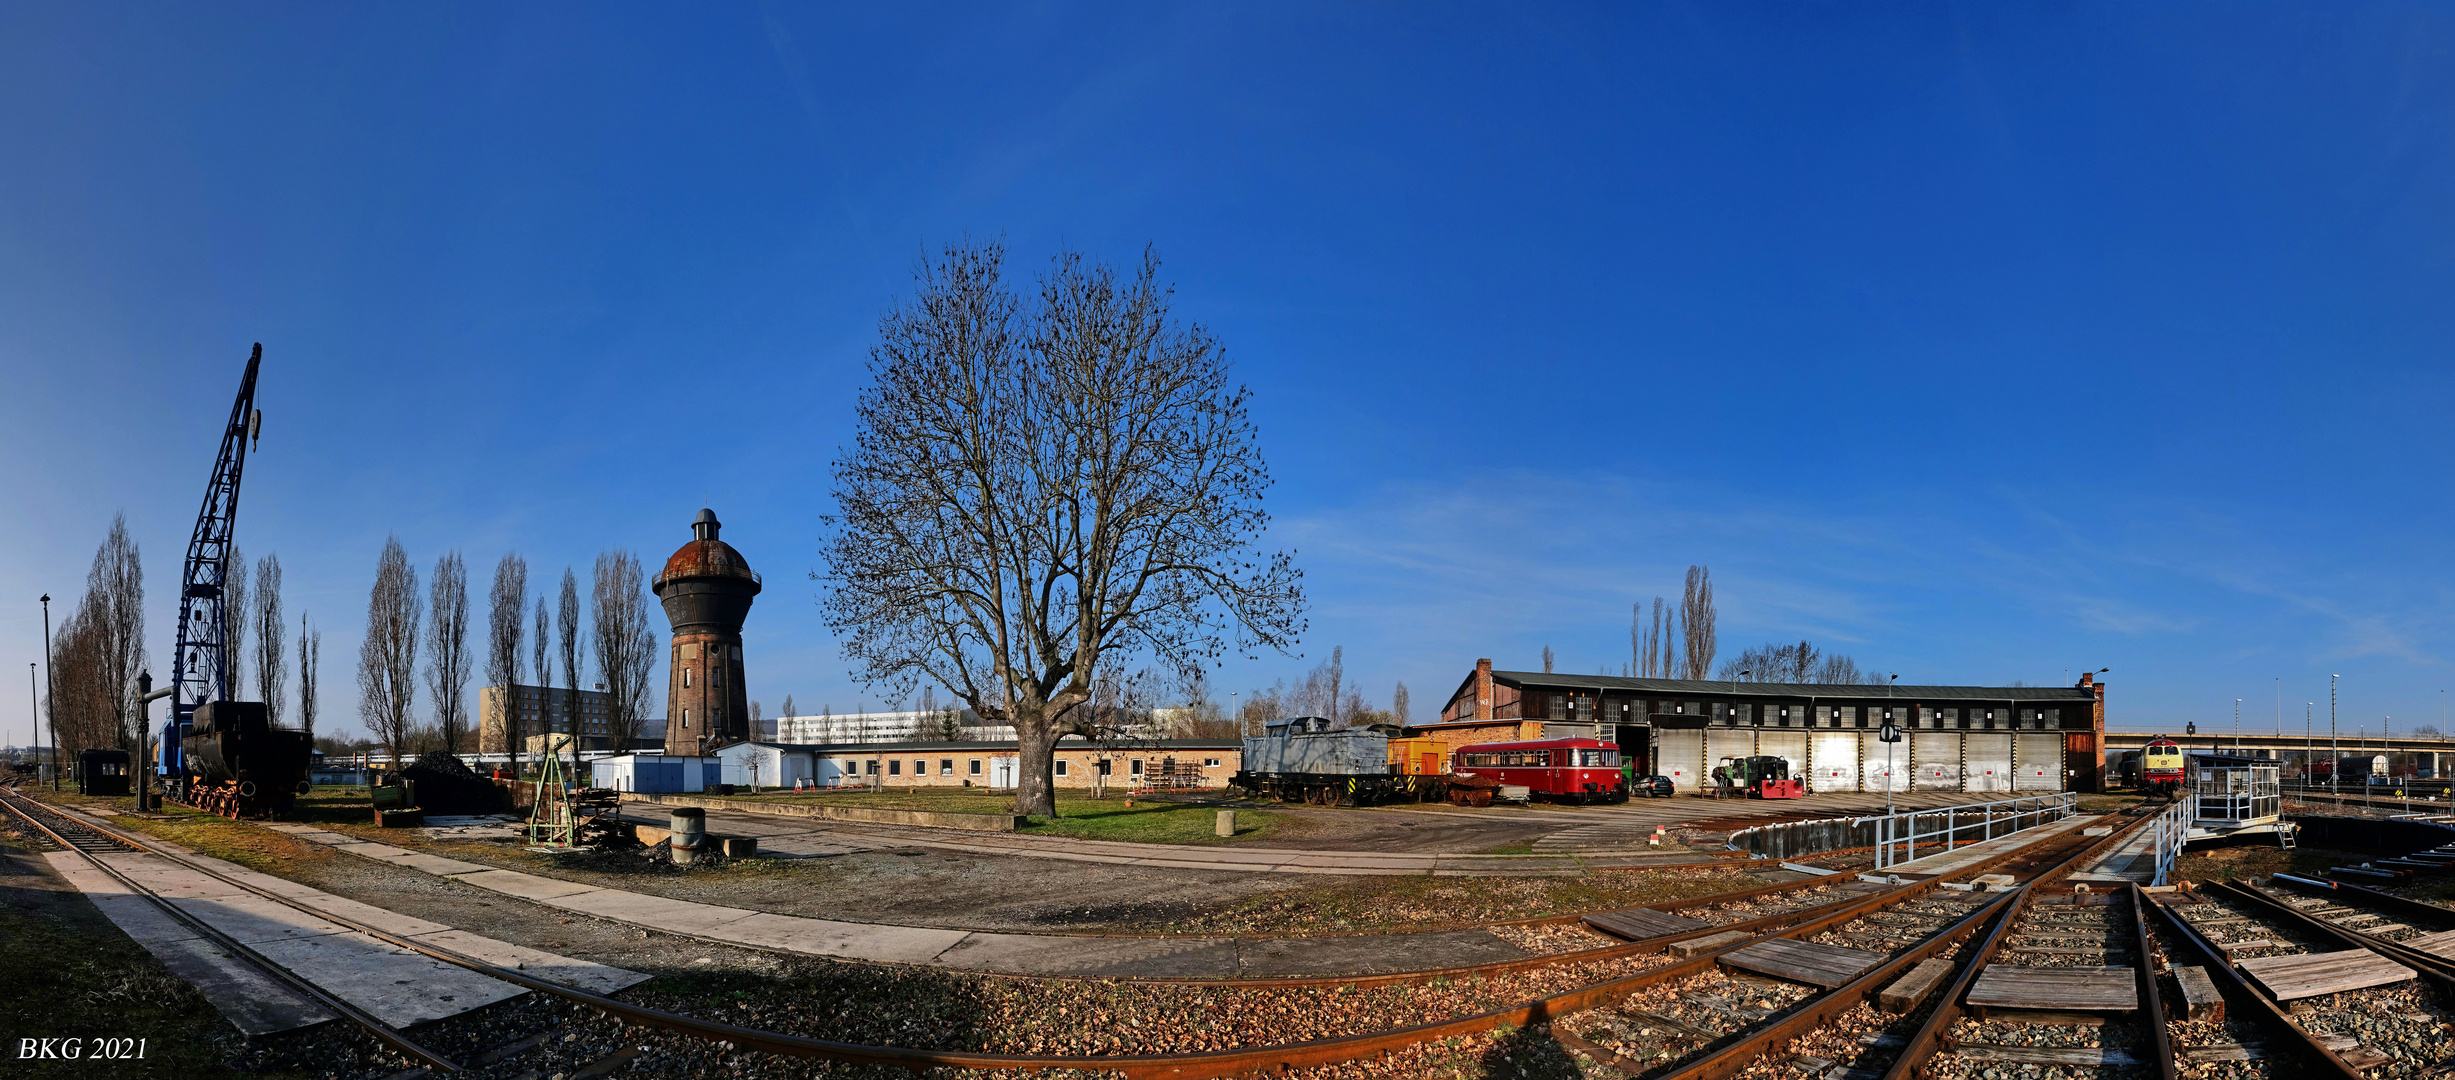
[161,700,313,819]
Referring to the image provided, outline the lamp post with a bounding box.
[2331,675,2341,800]
[41,593,55,790]
[2235,699,2242,754]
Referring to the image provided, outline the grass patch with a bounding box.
[22,790,340,876]
[683,789,1288,845]
[2175,840,2361,884]
[1160,864,1768,934]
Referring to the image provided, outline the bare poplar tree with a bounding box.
[557,570,582,773]
[821,241,1305,816]
[86,514,145,749]
[486,554,528,776]
[780,693,796,722]
[298,613,320,741]
[1680,565,1716,681]
[1542,645,1555,674]
[590,551,657,754]
[223,542,248,694]
[357,538,422,769]
[1392,681,1410,725]
[425,552,473,755]
[253,554,286,727]
[532,596,551,763]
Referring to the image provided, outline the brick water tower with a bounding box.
[654,508,761,755]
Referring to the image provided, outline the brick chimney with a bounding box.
[1476,658,1494,722]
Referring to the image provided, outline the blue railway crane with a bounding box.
[166,345,264,745]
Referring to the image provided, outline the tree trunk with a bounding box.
[1015,714,1060,817]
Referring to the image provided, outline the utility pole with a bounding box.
[2331,675,2340,801]
[2235,698,2242,754]
[41,594,55,790]
[2305,703,2314,788]
[25,664,35,774]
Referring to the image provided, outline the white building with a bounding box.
[773,710,1017,745]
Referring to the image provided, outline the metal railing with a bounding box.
[2150,793,2197,887]
[1873,792,2077,869]
[1723,792,2076,865]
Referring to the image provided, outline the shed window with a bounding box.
[1054,760,1069,776]
[940,759,954,776]
[969,759,982,775]
[1097,759,1113,776]
[889,760,901,776]
[1130,759,1144,775]
[1204,758,1221,768]
[865,760,877,775]
[914,759,927,776]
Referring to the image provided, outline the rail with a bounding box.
[1856,792,2077,869]
[2148,792,2196,886]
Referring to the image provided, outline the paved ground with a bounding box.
[1508,791,2066,853]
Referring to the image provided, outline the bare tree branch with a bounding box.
[357,537,421,769]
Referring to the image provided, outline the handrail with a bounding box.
[1721,792,2077,866]
[2149,792,2196,886]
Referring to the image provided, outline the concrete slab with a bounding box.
[40,851,336,1036]
[449,868,604,901]
[381,852,495,876]
[933,932,1238,977]
[718,912,973,964]
[542,888,763,935]
[1235,929,1530,976]
[410,929,652,994]
[165,892,352,946]
[291,892,457,938]
[247,932,527,1027]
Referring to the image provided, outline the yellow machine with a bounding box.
[1386,736,1449,776]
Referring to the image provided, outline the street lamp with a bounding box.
[2235,699,2242,754]
[41,594,55,790]
[2331,675,2341,800]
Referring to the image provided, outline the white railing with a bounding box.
[2150,793,2198,887]
[1871,792,2078,870]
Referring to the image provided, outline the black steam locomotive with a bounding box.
[170,701,313,819]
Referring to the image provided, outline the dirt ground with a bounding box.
[1192,799,1556,852]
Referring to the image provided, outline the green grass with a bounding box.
[681,788,1288,844]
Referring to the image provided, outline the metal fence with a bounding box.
[1724,792,2077,865]
[2150,793,2197,887]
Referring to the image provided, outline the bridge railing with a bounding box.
[2149,793,2197,887]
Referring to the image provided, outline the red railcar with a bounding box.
[1451,738,1628,804]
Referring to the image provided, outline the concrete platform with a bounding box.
[2068,818,2159,886]
[35,805,651,1035]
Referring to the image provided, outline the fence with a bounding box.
[1724,792,2077,864]
[2149,793,2197,887]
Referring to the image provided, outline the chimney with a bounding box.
[1476,659,1494,723]
[2078,671,2094,689]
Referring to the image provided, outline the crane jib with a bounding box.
[170,344,263,729]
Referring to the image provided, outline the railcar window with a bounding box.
[1577,749,1617,767]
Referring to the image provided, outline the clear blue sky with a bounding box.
[6,4,2454,746]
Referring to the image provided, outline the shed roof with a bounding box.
[1456,670,2100,706]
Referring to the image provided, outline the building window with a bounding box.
[681,710,689,729]
[969,759,982,775]
[1204,758,1221,768]
[1097,759,1113,776]
[889,760,901,776]
[1054,760,1069,777]
[913,759,927,776]
[940,759,953,776]
[865,760,878,775]
[684,668,692,688]
[1130,759,1144,775]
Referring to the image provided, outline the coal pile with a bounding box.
[401,752,508,814]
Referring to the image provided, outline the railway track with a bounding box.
[6,787,2161,1079]
[2148,875,2455,1076]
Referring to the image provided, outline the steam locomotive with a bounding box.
[160,701,313,819]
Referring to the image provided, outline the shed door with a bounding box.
[1863,737,1907,792]
[1911,732,1963,791]
[1757,731,1808,785]
[2015,734,2062,790]
[1657,729,1705,792]
[1707,729,1754,784]
[1965,734,2013,793]
[990,757,1017,788]
[1812,732,1861,792]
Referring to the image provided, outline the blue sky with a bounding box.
[6,3,2455,746]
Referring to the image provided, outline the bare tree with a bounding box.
[819,241,1305,816]
[223,542,248,698]
[749,699,764,740]
[780,693,796,721]
[486,554,528,776]
[590,551,658,754]
[298,613,321,741]
[254,554,286,727]
[557,570,582,774]
[1542,645,1555,674]
[1812,653,1875,685]
[1679,565,1716,681]
[531,595,551,763]
[357,538,421,769]
[86,514,145,749]
[1392,681,1410,726]
[425,552,473,755]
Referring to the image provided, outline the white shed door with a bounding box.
[2015,734,2062,790]
[1911,732,1963,791]
[1657,729,1705,792]
[1812,732,1860,792]
[1863,737,1907,792]
[1757,731,1808,785]
[990,757,1017,788]
[1965,734,2013,793]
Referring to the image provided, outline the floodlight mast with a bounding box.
[171,345,264,728]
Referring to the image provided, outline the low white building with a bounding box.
[773,710,1016,745]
